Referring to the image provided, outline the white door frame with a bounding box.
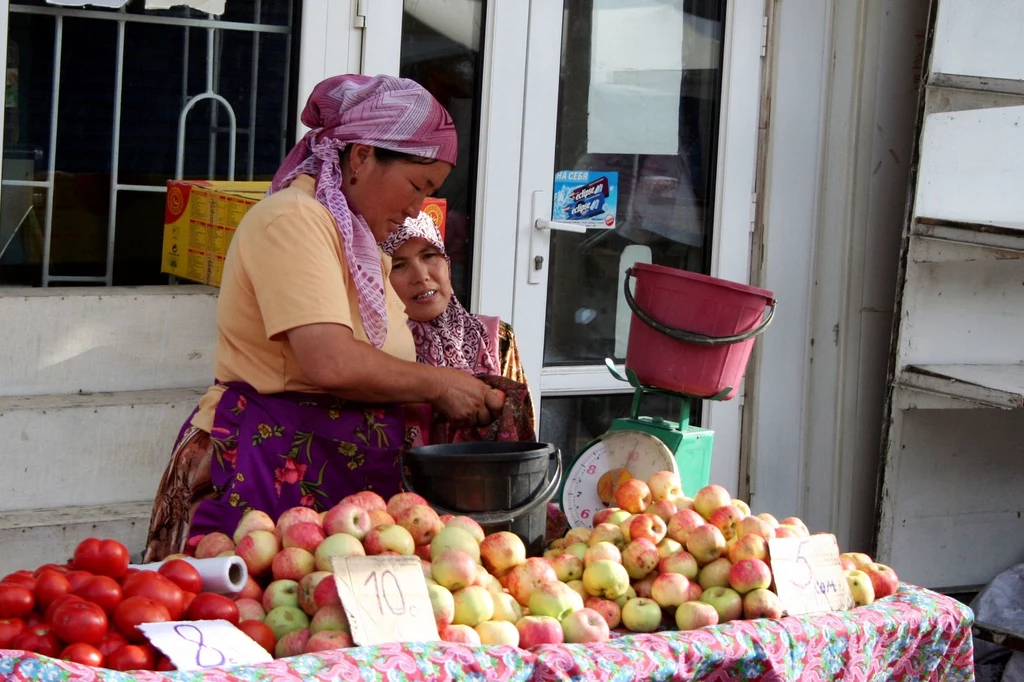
[507,0,764,489]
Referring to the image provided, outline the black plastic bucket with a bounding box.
[401,442,561,557]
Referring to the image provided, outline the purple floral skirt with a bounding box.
[188,382,405,539]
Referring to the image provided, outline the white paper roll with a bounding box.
[127,556,248,596]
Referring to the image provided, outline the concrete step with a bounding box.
[0,502,153,574]
[0,286,218,397]
[0,387,207,511]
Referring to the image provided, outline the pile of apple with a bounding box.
[541,468,901,633]
[191,477,899,654]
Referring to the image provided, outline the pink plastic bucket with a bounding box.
[624,263,775,400]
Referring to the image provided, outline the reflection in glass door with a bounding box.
[537,0,727,454]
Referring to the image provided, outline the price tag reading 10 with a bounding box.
[330,555,440,646]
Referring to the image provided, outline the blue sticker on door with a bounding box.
[553,171,618,228]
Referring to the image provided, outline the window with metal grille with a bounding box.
[0,0,300,287]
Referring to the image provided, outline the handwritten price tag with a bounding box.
[138,620,273,671]
[331,555,440,646]
[768,534,854,616]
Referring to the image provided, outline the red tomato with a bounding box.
[155,656,176,672]
[158,560,203,594]
[51,600,108,645]
[236,620,276,655]
[181,591,196,616]
[74,576,122,616]
[186,593,239,624]
[13,624,62,657]
[44,594,83,624]
[34,570,72,612]
[61,642,105,667]
[105,644,155,672]
[114,597,171,643]
[73,539,130,579]
[95,631,128,658]
[118,568,141,587]
[0,584,35,618]
[65,571,93,593]
[0,618,26,648]
[2,572,36,591]
[33,564,69,578]
[122,573,184,620]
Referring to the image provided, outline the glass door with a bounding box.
[511,0,763,486]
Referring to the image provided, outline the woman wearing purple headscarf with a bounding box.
[381,212,534,448]
[143,75,504,561]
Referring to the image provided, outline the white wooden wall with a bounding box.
[0,289,217,571]
[876,0,1024,589]
[746,0,930,553]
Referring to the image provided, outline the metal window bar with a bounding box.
[2,2,292,287]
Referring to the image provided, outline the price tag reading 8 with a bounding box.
[331,556,440,646]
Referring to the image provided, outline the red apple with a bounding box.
[685,524,727,566]
[584,542,622,567]
[367,509,395,529]
[592,507,621,526]
[274,627,311,658]
[615,479,652,514]
[363,524,415,556]
[439,624,481,645]
[195,532,235,559]
[646,499,678,523]
[560,607,610,643]
[298,571,332,615]
[309,603,350,634]
[339,491,387,513]
[675,600,719,630]
[627,514,668,545]
[693,485,732,520]
[584,597,621,629]
[237,576,263,602]
[727,533,769,563]
[394,505,443,546]
[304,630,353,652]
[650,573,690,609]
[322,503,372,541]
[235,597,265,622]
[742,587,784,619]
[479,531,527,577]
[658,550,699,580]
[235,530,281,578]
[709,505,745,542]
[505,558,557,607]
[233,510,276,545]
[862,563,899,599]
[667,509,706,544]
[275,507,321,538]
[621,539,660,580]
[735,516,775,541]
[386,492,430,519]
[646,470,682,502]
[271,547,316,582]
[728,558,772,594]
[281,522,327,553]
[312,573,343,611]
[589,523,626,550]
[431,550,478,592]
[445,516,485,543]
[515,615,564,648]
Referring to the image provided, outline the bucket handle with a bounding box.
[623,268,776,346]
[400,448,562,526]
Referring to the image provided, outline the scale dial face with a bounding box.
[561,430,678,529]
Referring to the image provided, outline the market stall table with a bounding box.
[0,584,974,682]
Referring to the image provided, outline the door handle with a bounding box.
[534,218,588,234]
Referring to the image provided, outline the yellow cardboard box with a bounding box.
[161,180,269,286]
[161,181,449,287]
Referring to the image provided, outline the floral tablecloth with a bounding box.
[0,584,975,682]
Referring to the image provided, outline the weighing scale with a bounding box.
[559,360,726,529]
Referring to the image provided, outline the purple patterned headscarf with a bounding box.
[381,213,499,376]
[269,74,458,348]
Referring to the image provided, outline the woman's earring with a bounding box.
[351,171,358,186]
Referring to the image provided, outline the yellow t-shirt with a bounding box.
[192,175,416,432]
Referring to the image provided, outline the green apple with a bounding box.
[452,585,494,627]
[264,605,310,640]
[845,569,875,606]
[620,597,662,632]
[474,619,519,646]
[427,583,456,630]
[430,526,481,563]
[528,580,584,621]
[314,533,365,572]
[582,560,630,600]
[699,586,743,622]
[490,591,523,623]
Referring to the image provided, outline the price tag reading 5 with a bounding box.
[331,556,439,646]
[768,534,855,616]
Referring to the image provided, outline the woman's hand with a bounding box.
[433,369,506,426]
